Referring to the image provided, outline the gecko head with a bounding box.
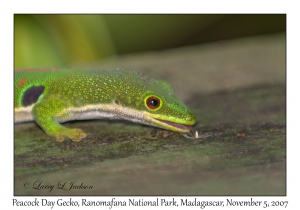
[140,91,196,133]
[111,70,196,132]
[127,77,197,133]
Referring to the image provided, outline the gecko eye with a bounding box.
[145,96,161,110]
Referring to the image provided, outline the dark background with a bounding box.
[14,14,285,68]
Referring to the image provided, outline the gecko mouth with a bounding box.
[155,119,193,131]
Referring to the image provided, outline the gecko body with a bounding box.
[14,68,196,141]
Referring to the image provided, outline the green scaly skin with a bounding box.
[14,68,196,142]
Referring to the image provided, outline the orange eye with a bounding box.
[146,96,161,110]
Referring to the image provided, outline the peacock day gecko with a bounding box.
[14,68,196,142]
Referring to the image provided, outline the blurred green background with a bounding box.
[14,14,285,68]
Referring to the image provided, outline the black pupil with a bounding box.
[150,99,159,107]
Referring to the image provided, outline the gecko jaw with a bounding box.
[154,118,193,132]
